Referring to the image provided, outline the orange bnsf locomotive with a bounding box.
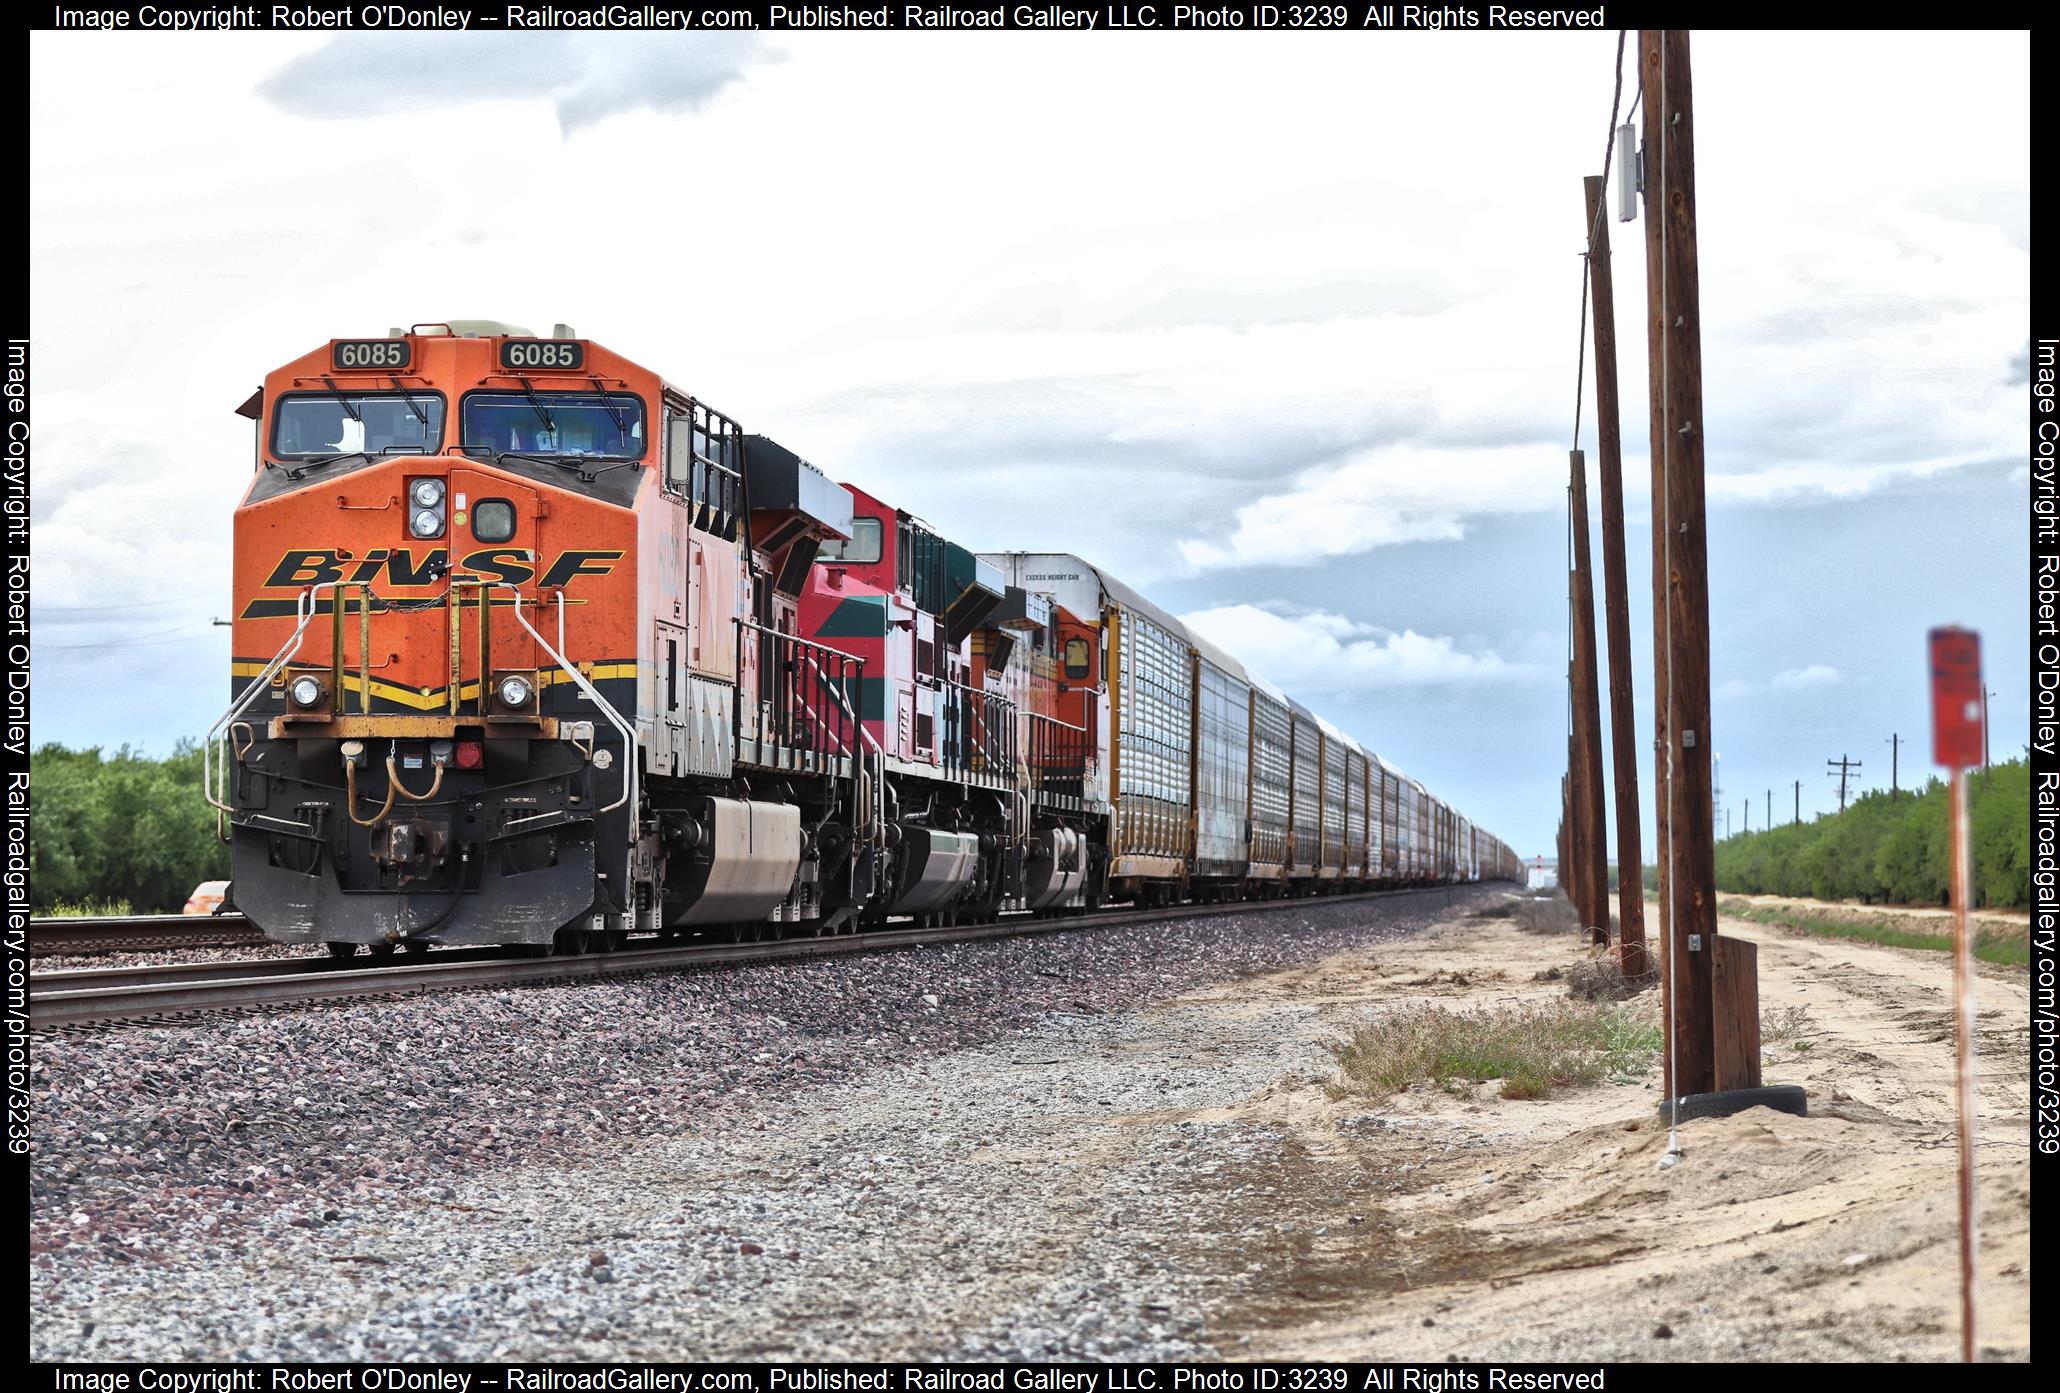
[210,322,1518,956]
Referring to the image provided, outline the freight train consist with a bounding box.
[210,323,1519,955]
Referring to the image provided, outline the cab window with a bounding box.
[272,392,443,458]
[817,517,882,566]
[1063,637,1092,682]
[461,392,645,458]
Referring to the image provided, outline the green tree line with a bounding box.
[31,742,229,913]
[1713,758,2029,908]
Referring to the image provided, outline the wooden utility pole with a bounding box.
[1827,754,1862,813]
[1640,96,1673,981]
[1888,732,1901,799]
[1766,788,1772,830]
[1642,28,1719,1097]
[1569,450,1609,942]
[1557,780,1572,903]
[1582,174,1647,973]
[1794,779,1801,824]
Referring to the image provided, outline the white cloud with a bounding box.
[257,33,776,133]
[1771,665,1843,690]
[1180,604,1535,694]
[1718,664,1843,700]
[1179,444,1561,571]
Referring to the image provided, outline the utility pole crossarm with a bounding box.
[1827,754,1862,813]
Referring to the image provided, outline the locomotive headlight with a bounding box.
[408,478,446,537]
[287,675,327,709]
[496,674,534,710]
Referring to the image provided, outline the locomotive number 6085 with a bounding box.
[501,339,585,371]
[331,339,409,370]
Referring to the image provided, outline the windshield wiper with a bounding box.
[318,375,362,424]
[390,375,430,430]
[271,444,425,480]
[488,450,580,471]
[278,450,371,480]
[487,450,640,486]
[586,375,629,437]
[515,377,555,433]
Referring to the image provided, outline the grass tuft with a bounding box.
[1512,894,1581,936]
[1327,998,1663,1102]
[45,897,133,918]
[1565,954,1659,1002]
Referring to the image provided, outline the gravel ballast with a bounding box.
[29,887,1497,1360]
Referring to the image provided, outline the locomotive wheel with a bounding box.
[365,943,396,960]
[400,940,431,957]
[325,942,358,960]
[554,924,592,956]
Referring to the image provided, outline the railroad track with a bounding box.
[29,913,264,957]
[28,885,1472,1029]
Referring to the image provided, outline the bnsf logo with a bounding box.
[262,548,622,590]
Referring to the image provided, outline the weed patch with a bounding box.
[1328,999,1662,1102]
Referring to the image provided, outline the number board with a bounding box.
[331,339,410,371]
[500,339,585,372]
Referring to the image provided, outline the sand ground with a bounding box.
[1160,903,2031,1361]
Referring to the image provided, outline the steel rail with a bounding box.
[33,945,511,994]
[29,914,263,957]
[28,885,1473,1029]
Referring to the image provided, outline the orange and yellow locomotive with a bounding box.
[212,322,1517,956]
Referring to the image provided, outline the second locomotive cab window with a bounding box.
[461,393,645,458]
[472,499,517,544]
[1063,637,1092,682]
[816,516,882,566]
[272,392,444,458]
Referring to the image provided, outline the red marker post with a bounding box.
[1929,626,1983,1362]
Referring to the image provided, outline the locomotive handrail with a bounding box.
[794,647,887,850]
[1024,708,1091,801]
[208,582,639,837]
[500,587,639,828]
[941,678,1016,780]
[204,583,329,814]
[736,618,878,847]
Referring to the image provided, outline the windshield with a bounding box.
[816,515,883,565]
[272,392,444,458]
[462,392,646,458]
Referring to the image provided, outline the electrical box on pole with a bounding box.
[1616,123,1639,222]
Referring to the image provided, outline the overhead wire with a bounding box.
[39,621,223,651]
[39,592,210,613]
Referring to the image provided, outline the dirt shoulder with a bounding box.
[1179,906,2031,1362]
[31,892,2029,1361]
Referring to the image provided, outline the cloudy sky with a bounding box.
[29,28,2029,858]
